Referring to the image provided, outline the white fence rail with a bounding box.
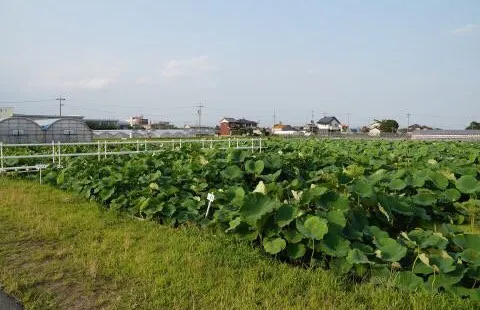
[0,138,264,174]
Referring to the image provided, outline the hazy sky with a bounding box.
[1,0,479,128]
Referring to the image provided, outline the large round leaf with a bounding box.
[240,193,279,226]
[374,238,407,262]
[439,188,461,203]
[275,204,297,227]
[353,179,375,198]
[460,249,480,266]
[263,237,286,255]
[286,243,306,259]
[221,165,244,180]
[413,190,437,206]
[389,178,407,191]
[427,171,449,190]
[327,209,347,230]
[319,233,350,257]
[394,271,424,292]
[302,216,328,240]
[346,248,369,264]
[453,234,480,251]
[456,175,480,194]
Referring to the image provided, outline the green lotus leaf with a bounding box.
[330,258,353,275]
[413,190,437,206]
[353,179,375,198]
[263,237,286,255]
[426,267,467,290]
[275,204,298,228]
[452,234,480,251]
[319,233,351,257]
[427,171,449,190]
[240,193,279,226]
[374,238,407,262]
[389,178,407,191]
[455,175,480,194]
[282,227,304,244]
[394,271,425,292]
[301,216,328,240]
[459,249,480,266]
[221,165,244,180]
[286,243,306,259]
[346,248,369,264]
[429,250,456,273]
[408,229,448,249]
[327,209,347,230]
[412,261,433,275]
[438,188,461,203]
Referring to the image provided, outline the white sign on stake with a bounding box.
[205,193,215,218]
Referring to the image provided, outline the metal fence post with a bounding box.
[145,140,147,152]
[0,142,3,169]
[228,138,231,148]
[104,141,107,158]
[236,138,239,148]
[251,138,254,152]
[210,139,213,149]
[97,141,100,161]
[58,141,61,167]
[136,140,140,153]
[180,139,182,149]
[52,141,55,163]
[259,138,262,153]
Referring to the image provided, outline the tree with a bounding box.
[466,121,480,130]
[374,119,399,133]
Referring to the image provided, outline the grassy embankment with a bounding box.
[0,178,476,310]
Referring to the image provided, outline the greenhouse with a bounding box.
[35,118,93,143]
[0,117,44,143]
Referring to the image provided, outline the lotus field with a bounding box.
[43,139,480,299]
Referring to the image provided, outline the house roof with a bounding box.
[221,117,258,125]
[317,116,340,125]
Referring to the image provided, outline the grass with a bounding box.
[0,178,477,310]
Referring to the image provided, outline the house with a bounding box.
[219,117,258,136]
[272,123,302,136]
[317,116,342,132]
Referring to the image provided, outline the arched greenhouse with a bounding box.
[35,118,93,143]
[0,117,44,143]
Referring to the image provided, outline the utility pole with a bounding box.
[56,96,66,116]
[273,109,276,127]
[196,102,204,133]
[311,110,315,123]
[347,113,351,128]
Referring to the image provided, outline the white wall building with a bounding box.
[316,116,342,131]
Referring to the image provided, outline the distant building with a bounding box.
[0,107,14,118]
[317,116,342,132]
[127,116,149,127]
[272,123,302,136]
[219,117,258,136]
[84,119,120,130]
[144,121,175,130]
